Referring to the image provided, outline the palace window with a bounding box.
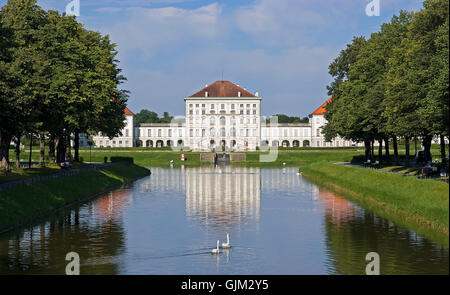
[220,128,226,137]
[202,129,206,137]
[246,104,250,108]
[246,110,250,115]
[220,116,226,126]
[202,104,205,108]
[316,129,320,137]
[190,129,193,137]
[202,110,205,115]
[240,110,244,115]
[231,104,235,109]
[179,129,182,137]
[231,116,236,125]
[221,104,225,110]
[253,104,256,108]
[240,104,244,108]
[158,129,162,137]
[253,110,256,114]
[230,128,236,137]
[126,129,129,137]
[210,104,214,109]
[210,128,215,136]
[189,104,193,108]
[148,129,151,137]
[195,104,199,108]
[168,129,172,137]
[189,110,193,115]
[210,117,215,125]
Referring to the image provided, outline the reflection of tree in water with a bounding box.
[0,189,131,275]
[320,189,449,274]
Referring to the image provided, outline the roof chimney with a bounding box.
[205,91,208,97]
[255,91,259,97]
[238,91,241,97]
[205,84,208,88]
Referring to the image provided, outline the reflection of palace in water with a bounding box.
[185,166,261,228]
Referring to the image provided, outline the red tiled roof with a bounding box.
[311,97,332,115]
[124,107,134,116]
[189,81,257,98]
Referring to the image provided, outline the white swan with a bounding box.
[283,162,286,166]
[222,233,231,249]
[211,240,220,254]
[170,160,174,164]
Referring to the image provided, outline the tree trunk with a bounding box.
[65,134,71,162]
[0,131,12,171]
[440,134,446,165]
[15,135,21,168]
[371,140,375,161]
[414,137,417,155]
[364,140,370,162]
[56,135,65,163]
[422,135,432,163]
[49,134,56,163]
[378,139,383,164]
[74,131,80,162]
[393,136,399,165]
[28,133,33,169]
[384,137,390,164]
[39,134,45,167]
[405,137,410,167]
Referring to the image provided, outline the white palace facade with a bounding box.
[88,81,361,151]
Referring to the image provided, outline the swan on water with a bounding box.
[222,233,231,249]
[170,160,174,164]
[283,162,286,166]
[211,240,220,254]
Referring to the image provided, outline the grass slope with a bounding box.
[299,162,449,245]
[0,163,150,233]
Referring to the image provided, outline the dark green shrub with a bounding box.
[110,156,133,164]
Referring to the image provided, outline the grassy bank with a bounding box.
[299,162,449,245]
[0,163,150,233]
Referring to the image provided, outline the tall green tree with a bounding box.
[0,0,47,170]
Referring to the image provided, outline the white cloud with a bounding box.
[98,3,222,60]
[234,0,360,46]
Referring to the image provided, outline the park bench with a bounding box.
[363,159,371,167]
[421,166,437,178]
[370,160,380,169]
[60,162,72,169]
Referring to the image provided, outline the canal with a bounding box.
[0,166,448,274]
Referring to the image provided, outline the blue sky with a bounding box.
[2,0,425,117]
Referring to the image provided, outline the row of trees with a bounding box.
[0,0,128,171]
[135,110,174,124]
[268,114,309,124]
[323,0,448,166]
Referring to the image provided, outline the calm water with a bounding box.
[0,166,448,275]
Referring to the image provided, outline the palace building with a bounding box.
[88,81,361,151]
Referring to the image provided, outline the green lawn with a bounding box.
[0,163,150,233]
[299,161,449,245]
